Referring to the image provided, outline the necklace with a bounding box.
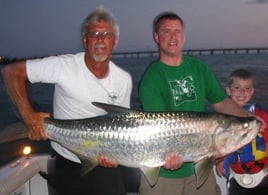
[92,73,119,104]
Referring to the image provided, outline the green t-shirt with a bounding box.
[139,55,226,178]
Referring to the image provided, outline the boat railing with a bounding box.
[0,154,54,195]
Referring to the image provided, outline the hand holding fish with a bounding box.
[254,115,266,132]
[163,152,183,170]
[25,111,51,141]
[215,158,225,177]
[98,155,118,168]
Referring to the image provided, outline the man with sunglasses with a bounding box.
[2,6,132,195]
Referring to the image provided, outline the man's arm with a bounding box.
[213,97,252,117]
[1,61,50,140]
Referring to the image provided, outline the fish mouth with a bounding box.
[214,119,259,155]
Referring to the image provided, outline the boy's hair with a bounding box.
[227,68,255,87]
[81,6,119,37]
[153,12,184,33]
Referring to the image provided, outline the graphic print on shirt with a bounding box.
[169,76,196,106]
[108,91,119,104]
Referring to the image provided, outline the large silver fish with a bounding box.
[0,102,260,188]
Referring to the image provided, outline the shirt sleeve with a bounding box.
[204,63,226,104]
[26,56,61,84]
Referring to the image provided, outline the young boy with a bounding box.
[223,69,268,194]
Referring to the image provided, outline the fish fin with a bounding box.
[140,166,161,187]
[92,102,131,113]
[65,149,99,176]
[194,157,214,189]
[80,158,99,176]
[75,152,99,175]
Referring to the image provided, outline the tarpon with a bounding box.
[0,102,260,188]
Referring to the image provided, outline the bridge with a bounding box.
[1,47,268,64]
[113,47,268,58]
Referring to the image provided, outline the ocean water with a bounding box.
[1,52,268,166]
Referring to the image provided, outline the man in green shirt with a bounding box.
[139,11,253,195]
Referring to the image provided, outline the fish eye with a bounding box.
[243,122,249,129]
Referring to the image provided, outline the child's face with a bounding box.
[226,77,254,107]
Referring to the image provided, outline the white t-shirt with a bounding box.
[26,52,132,162]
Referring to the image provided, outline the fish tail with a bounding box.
[0,121,28,144]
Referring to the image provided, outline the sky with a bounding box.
[1,0,268,59]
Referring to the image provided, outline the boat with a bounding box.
[0,145,227,195]
[0,152,54,195]
[0,145,143,195]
